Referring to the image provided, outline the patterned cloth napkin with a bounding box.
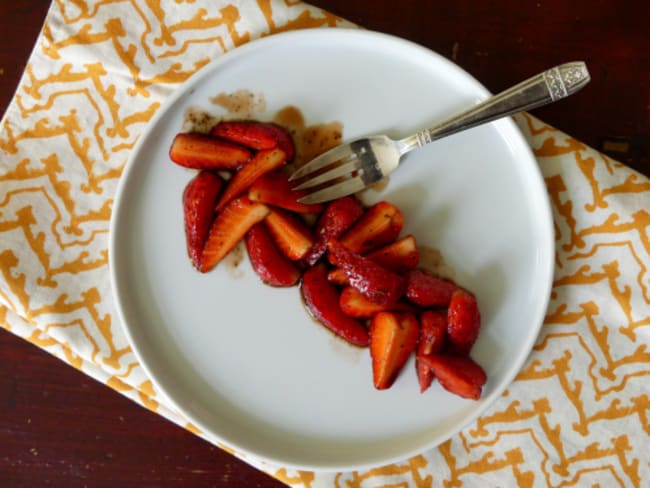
[2,1,649,485]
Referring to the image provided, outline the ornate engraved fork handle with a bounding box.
[400,62,590,152]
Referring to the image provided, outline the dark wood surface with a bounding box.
[1,1,648,486]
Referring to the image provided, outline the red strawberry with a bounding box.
[215,148,286,211]
[339,287,416,319]
[264,209,314,261]
[169,133,251,170]
[211,120,295,162]
[405,269,457,307]
[417,354,486,400]
[182,171,223,269]
[248,170,323,214]
[338,201,403,255]
[301,264,369,347]
[201,196,270,272]
[327,267,349,286]
[327,240,405,307]
[304,196,364,266]
[365,234,419,272]
[370,312,419,389]
[245,223,300,287]
[447,289,481,356]
[416,311,447,392]
[326,235,419,287]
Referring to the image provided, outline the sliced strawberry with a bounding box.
[304,196,364,266]
[211,120,295,161]
[447,289,481,356]
[405,269,457,307]
[248,170,323,214]
[327,240,405,307]
[326,235,418,287]
[416,311,447,392]
[419,311,447,355]
[182,171,223,270]
[327,267,349,286]
[264,208,314,261]
[301,264,369,347]
[417,354,487,400]
[201,196,270,272]
[215,148,286,211]
[338,201,403,255]
[370,312,419,389]
[169,133,251,170]
[339,287,416,319]
[245,223,300,287]
[365,235,419,272]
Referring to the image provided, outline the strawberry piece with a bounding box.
[417,354,487,400]
[248,170,323,214]
[405,269,457,307]
[339,287,416,319]
[301,264,370,347]
[212,120,295,162]
[447,289,481,356]
[328,240,406,307]
[304,196,364,266]
[370,312,419,389]
[264,209,314,261]
[215,148,286,211]
[338,201,403,255]
[327,267,349,286]
[416,311,447,392]
[201,196,270,272]
[245,223,300,287]
[169,133,251,170]
[365,234,419,272]
[326,235,419,287]
[182,171,223,270]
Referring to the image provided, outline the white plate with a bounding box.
[110,29,554,471]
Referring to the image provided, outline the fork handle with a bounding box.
[400,62,590,152]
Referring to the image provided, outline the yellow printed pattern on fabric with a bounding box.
[1,1,649,486]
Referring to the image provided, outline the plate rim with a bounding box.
[109,27,555,471]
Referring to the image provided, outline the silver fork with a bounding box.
[289,62,590,204]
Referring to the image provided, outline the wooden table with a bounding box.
[1,1,648,485]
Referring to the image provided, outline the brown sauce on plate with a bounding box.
[417,245,456,281]
[209,90,266,118]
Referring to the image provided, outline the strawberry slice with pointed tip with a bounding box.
[328,240,406,307]
[337,201,403,255]
[327,267,349,286]
[416,311,447,392]
[405,269,457,307]
[301,264,369,347]
[370,312,419,389]
[248,170,323,214]
[215,148,286,211]
[304,196,364,266]
[340,287,416,319]
[264,208,314,261]
[201,196,270,272]
[417,354,486,400]
[169,133,251,170]
[447,289,481,356]
[245,223,300,287]
[183,171,223,270]
[366,234,419,272]
[211,120,295,162]
[326,235,419,287]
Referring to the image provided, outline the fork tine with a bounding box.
[288,144,355,181]
[292,158,365,190]
[297,175,367,204]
